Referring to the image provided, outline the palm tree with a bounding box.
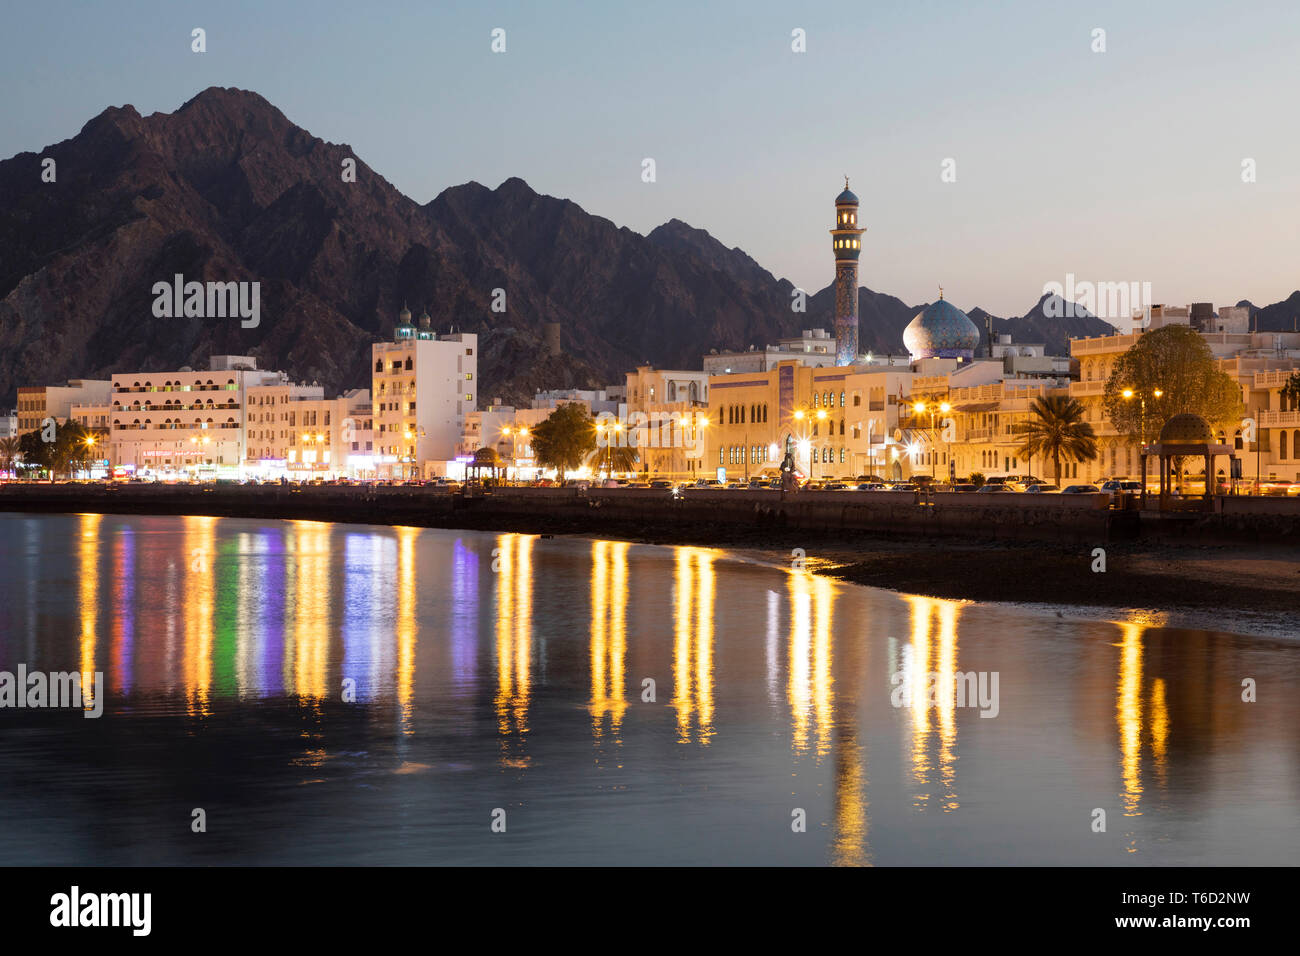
[0,436,18,478]
[1011,395,1098,484]
[588,444,639,478]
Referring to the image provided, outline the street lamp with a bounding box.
[1121,387,1162,447]
[1122,387,1163,493]
[911,400,951,479]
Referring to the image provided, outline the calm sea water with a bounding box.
[0,512,1295,866]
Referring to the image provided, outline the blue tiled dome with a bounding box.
[903,299,980,360]
[836,187,859,205]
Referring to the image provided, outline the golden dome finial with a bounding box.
[939,285,944,300]
[844,175,850,191]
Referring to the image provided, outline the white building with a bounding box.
[0,409,19,440]
[704,328,914,375]
[371,308,477,478]
[108,355,286,478]
[16,380,112,434]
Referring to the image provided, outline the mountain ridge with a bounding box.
[1,86,1295,408]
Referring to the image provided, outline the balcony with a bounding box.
[1069,381,1106,397]
[1070,333,1142,356]
[1255,369,1298,389]
[1260,409,1300,427]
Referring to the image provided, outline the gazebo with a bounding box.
[467,446,503,485]
[1140,413,1235,510]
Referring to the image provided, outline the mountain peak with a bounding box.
[176,86,277,113]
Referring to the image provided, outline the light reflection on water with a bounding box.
[0,513,1296,866]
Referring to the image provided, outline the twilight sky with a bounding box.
[3,0,1297,315]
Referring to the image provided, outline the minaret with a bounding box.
[830,178,866,366]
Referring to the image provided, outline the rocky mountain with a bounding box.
[1240,294,1300,333]
[0,87,1288,409]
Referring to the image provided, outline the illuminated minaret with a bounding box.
[830,178,866,366]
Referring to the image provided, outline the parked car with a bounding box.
[1022,483,1060,494]
[889,483,919,492]
[948,483,978,493]
[821,481,849,490]
[625,481,651,488]
[1100,479,1142,497]
[856,482,888,491]
[975,484,1012,493]
[1060,484,1102,494]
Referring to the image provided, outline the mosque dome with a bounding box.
[836,186,859,205]
[903,297,980,360]
[1158,413,1213,444]
[398,305,412,325]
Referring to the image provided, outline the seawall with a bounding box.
[2,483,1294,544]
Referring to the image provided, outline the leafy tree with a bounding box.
[53,421,91,478]
[967,471,985,488]
[1011,395,1098,483]
[17,430,54,478]
[1281,371,1300,410]
[531,403,596,480]
[1102,325,1244,445]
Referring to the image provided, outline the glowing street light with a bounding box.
[1122,386,1163,447]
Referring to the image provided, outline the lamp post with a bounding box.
[503,425,533,484]
[814,408,827,481]
[1122,387,1162,489]
[912,400,951,479]
[188,431,211,481]
[793,409,807,481]
[695,414,709,483]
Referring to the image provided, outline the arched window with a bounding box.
[375,359,383,372]
[404,357,413,370]
[1294,430,1300,459]
[840,391,845,407]
[1282,431,1290,460]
